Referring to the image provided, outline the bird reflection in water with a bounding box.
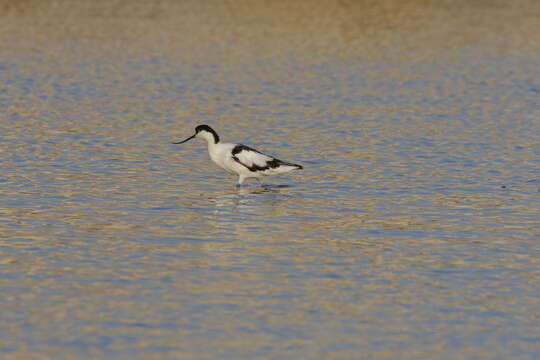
[210,184,293,211]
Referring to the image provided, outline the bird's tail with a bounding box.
[279,160,303,170]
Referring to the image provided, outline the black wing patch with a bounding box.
[231,144,302,172]
[231,144,263,156]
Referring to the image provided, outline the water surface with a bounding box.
[1,2,540,359]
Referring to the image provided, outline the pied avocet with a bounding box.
[172,125,303,185]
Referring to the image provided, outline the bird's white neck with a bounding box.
[198,130,218,145]
[196,129,220,158]
[206,139,217,152]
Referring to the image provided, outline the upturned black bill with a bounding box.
[172,134,196,144]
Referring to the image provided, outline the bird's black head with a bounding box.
[195,124,214,134]
[172,124,220,145]
[195,124,220,143]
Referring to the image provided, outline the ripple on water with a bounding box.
[0,51,539,359]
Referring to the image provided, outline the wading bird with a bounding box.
[172,125,303,185]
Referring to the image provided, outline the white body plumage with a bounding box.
[173,125,303,185]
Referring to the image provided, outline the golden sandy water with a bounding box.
[1,1,539,359]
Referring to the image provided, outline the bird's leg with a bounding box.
[237,175,246,186]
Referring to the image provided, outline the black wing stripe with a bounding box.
[232,156,282,172]
[231,144,262,156]
[231,144,303,172]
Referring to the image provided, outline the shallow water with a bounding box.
[1,17,540,360]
